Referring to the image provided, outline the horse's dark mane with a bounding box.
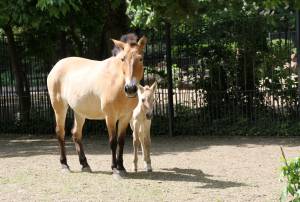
[112,33,138,56]
[129,42,137,46]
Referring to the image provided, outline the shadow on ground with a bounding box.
[129,167,246,189]
[0,134,300,158]
[90,167,246,189]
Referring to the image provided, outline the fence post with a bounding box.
[297,10,300,109]
[165,22,174,136]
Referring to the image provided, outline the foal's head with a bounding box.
[137,82,157,120]
[112,36,147,98]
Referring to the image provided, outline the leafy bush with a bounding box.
[280,147,300,202]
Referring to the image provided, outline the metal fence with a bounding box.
[1,14,300,135]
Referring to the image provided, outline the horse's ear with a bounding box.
[137,84,144,94]
[138,36,147,52]
[150,81,157,92]
[111,39,125,50]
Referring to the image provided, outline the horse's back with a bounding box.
[47,56,123,119]
[47,56,113,92]
[48,57,102,82]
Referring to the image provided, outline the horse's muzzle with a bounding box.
[124,84,137,98]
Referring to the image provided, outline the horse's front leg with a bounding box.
[116,114,132,173]
[105,116,118,172]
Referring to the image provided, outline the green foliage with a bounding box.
[0,0,41,28]
[127,0,298,28]
[127,0,202,27]
[280,150,300,202]
[36,0,81,18]
[264,0,300,9]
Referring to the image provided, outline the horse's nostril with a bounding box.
[125,84,137,95]
[124,85,129,93]
[132,85,137,93]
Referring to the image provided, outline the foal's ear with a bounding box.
[111,39,125,50]
[138,36,147,52]
[137,84,144,94]
[150,81,157,92]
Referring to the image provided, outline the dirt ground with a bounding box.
[0,134,299,202]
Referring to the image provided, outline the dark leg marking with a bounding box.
[57,136,68,169]
[73,136,89,168]
[117,135,126,171]
[110,135,118,170]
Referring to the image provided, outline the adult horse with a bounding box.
[47,36,147,176]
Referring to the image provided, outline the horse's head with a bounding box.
[112,36,147,98]
[137,82,157,120]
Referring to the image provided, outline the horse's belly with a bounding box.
[67,95,105,120]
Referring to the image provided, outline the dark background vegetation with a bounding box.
[1,0,300,136]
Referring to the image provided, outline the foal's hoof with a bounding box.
[81,165,92,173]
[112,168,127,180]
[133,164,138,172]
[144,164,152,172]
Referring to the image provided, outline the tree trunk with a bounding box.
[4,25,31,123]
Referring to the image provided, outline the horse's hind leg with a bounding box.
[72,113,91,172]
[52,101,69,171]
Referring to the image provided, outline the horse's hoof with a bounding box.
[118,169,127,176]
[81,165,92,173]
[61,165,70,173]
[112,168,126,180]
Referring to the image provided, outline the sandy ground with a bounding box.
[0,134,299,202]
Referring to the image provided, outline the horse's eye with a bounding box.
[142,98,145,102]
[121,56,125,61]
[140,58,143,62]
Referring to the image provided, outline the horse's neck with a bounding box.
[93,57,124,91]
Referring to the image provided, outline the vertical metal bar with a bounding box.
[165,22,174,136]
[296,10,300,111]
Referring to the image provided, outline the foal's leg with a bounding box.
[133,136,141,172]
[52,102,69,171]
[140,129,152,172]
[72,113,91,172]
[132,121,141,171]
[116,114,132,172]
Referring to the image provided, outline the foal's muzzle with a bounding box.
[124,84,137,97]
[146,112,153,120]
